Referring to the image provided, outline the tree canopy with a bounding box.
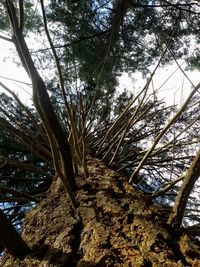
[0,0,200,262]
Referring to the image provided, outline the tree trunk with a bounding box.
[1,158,200,267]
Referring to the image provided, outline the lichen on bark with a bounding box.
[1,158,200,266]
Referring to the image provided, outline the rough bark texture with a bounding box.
[1,158,200,267]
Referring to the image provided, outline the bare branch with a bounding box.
[0,33,12,42]
[0,209,30,259]
[152,176,184,198]
[5,0,19,32]
[0,74,32,86]
[0,185,39,203]
[131,0,200,14]
[30,30,109,54]
[18,0,24,31]
[168,147,200,228]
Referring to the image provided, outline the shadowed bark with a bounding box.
[1,158,200,267]
[0,209,30,260]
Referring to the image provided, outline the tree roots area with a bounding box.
[1,158,200,266]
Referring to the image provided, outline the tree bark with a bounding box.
[1,158,200,267]
[0,209,30,260]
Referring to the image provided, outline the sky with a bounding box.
[0,39,31,104]
[118,63,200,106]
[0,37,200,107]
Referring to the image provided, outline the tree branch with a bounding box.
[0,33,12,42]
[29,30,110,54]
[4,0,77,209]
[18,0,24,31]
[0,185,39,203]
[0,209,30,259]
[168,147,200,228]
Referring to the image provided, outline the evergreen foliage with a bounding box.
[0,0,200,244]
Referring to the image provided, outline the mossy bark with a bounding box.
[1,158,200,267]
